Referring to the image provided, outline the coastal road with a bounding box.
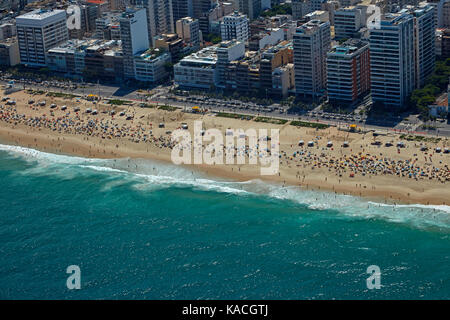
[2,79,449,138]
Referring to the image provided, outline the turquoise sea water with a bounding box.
[0,144,449,299]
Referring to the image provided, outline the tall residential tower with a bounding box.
[120,7,150,79]
[293,20,331,99]
[369,12,415,107]
[16,9,68,67]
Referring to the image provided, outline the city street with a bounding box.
[2,78,449,138]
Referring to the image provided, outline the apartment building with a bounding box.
[155,33,184,62]
[410,4,435,88]
[134,48,172,83]
[292,0,314,20]
[141,0,174,45]
[174,46,219,88]
[46,39,123,81]
[293,19,331,99]
[0,22,16,41]
[175,40,245,88]
[216,40,246,88]
[326,39,370,104]
[0,38,20,66]
[172,0,194,24]
[16,9,68,67]
[230,51,260,94]
[369,12,415,107]
[119,8,149,79]
[176,17,200,48]
[259,40,293,96]
[272,63,295,98]
[334,6,365,40]
[248,28,284,51]
[221,11,249,42]
[238,0,261,20]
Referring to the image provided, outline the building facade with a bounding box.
[141,0,174,46]
[327,39,370,104]
[174,46,219,88]
[369,12,415,107]
[238,0,261,20]
[334,6,364,40]
[221,11,249,42]
[411,4,436,88]
[176,17,200,48]
[293,20,331,99]
[134,49,172,83]
[172,0,194,24]
[0,38,20,66]
[260,40,293,96]
[216,40,246,88]
[120,8,150,79]
[16,9,68,67]
[46,39,123,81]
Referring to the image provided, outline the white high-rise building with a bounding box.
[369,12,415,107]
[16,9,68,67]
[220,11,249,42]
[120,7,150,79]
[293,19,331,98]
[411,4,435,88]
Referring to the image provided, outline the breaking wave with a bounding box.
[1,143,449,229]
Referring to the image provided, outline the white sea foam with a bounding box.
[0,143,102,165]
[1,143,449,229]
[80,165,129,174]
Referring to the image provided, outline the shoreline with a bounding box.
[0,89,449,206]
[0,124,447,207]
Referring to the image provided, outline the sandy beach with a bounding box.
[0,88,449,205]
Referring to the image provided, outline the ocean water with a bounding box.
[0,144,449,300]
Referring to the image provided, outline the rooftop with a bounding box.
[180,46,218,65]
[295,20,329,35]
[48,39,122,54]
[218,40,243,49]
[17,9,65,21]
[328,39,368,55]
[224,11,248,20]
[135,48,168,61]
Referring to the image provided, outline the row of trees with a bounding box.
[203,33,222,44]
[409,58,450,119]
[261,4,292,17]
